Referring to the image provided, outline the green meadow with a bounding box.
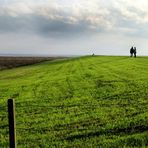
[0,56,148,147]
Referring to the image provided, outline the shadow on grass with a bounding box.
[65,125,148,141]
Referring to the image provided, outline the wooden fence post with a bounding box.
[8,99,16,148]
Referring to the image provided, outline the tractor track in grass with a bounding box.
[0,56,148,147]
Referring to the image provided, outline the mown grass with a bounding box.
[0,56,148,147]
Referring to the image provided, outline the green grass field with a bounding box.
[0,56,148,147]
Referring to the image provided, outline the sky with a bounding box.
[0,0,148,56]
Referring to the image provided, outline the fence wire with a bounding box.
[1,99,148,143]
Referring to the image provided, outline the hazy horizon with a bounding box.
[1,0,148,55]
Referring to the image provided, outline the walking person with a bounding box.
[130,46,134,57]
[134,47,137,58]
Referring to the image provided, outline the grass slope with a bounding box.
[0,56,148,147]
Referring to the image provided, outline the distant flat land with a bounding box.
[0,56,66,70]
[0,56,148,147]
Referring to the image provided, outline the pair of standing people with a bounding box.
[130,46,136,57]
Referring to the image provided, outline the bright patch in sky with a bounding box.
[0,0,148,55]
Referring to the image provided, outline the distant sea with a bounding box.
[0,53,78,57]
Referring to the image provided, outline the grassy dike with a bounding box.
[0,56,148,147]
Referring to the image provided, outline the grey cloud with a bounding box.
[0,14,106,38]
[0,2,112,38]
[1,0,148,56]
[0,15,27,32]
[1,0,148,39]
[108,7,148,38]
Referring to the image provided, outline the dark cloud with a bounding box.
[1,1,148,56]
[0,14,35,33]
[0,13,105,38]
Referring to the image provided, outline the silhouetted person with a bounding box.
[130,46,134,57]
[133,47,137,58]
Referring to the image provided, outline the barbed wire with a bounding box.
[0,125,9,129]
[0,115,7,118]
[14,103,133,108]
[15,127,101,132]
[1,94,147,108]
[0,124,104,132]
[0,105,7,110]
[1,99,147,134]
[0,105,7,107]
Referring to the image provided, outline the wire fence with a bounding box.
[1,98,148,147]
[1,99,104,131]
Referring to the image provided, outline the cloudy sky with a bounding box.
[0,0,148,56]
